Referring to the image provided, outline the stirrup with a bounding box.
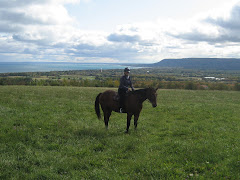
[119,108,124,113]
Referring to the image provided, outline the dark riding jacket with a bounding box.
[118,75,134,93]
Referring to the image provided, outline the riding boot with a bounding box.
[118,88,127,113]
[119,107,126,113]
[119,96,126,113]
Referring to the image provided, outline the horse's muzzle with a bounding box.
[152,104,157,108]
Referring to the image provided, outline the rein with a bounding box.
[128,88,148,103]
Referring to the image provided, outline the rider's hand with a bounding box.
[128,88,132,92]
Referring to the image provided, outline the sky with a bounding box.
[1,0,240,63]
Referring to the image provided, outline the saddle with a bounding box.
[113,92,129,101]
[113,93,120,101]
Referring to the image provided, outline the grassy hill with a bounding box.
[0,86,239,179]
[147,58,240,70]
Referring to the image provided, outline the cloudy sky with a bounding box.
[1,0,240,63]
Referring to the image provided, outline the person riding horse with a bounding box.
[118,67,134,113]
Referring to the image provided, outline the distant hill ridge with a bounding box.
[149,58,240,70]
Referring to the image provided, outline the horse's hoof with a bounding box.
[125,130,129,134]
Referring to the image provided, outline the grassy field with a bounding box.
[0,86,239,179]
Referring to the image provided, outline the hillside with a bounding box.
[0,86,239,179]
[147,58,240,70]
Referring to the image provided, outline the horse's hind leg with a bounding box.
[104,110,111,129]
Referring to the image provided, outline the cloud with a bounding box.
[0,0,76,34]
[169,1,240,45]
[0,10,52,26]
[0,0,80,8]
[1,0,240,63]
[204,2,240,30]
[0,23,24,33]
[0,0,46,8]
[107,33,141,43]
[0,0,84,62]
[71,43,139,58]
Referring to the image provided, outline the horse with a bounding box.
[95,87,158,133]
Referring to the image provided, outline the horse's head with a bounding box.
[146,87,158,108]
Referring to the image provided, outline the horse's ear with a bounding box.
[155,87,158,91]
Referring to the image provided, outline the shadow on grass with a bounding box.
[74,126,124,139]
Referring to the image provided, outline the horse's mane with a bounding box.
[131,87,156,93]
[128,88,148,96]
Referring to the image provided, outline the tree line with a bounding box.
[1,77,240,91]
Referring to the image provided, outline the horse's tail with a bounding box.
[95,93,102,119]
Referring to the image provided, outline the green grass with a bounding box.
[0,86,239,179]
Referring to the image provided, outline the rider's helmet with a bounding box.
[124,67,130,73]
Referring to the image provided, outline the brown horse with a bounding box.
[95,87,158,133]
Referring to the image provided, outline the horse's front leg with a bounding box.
[134,113,140,130]
[125,113,133,133]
